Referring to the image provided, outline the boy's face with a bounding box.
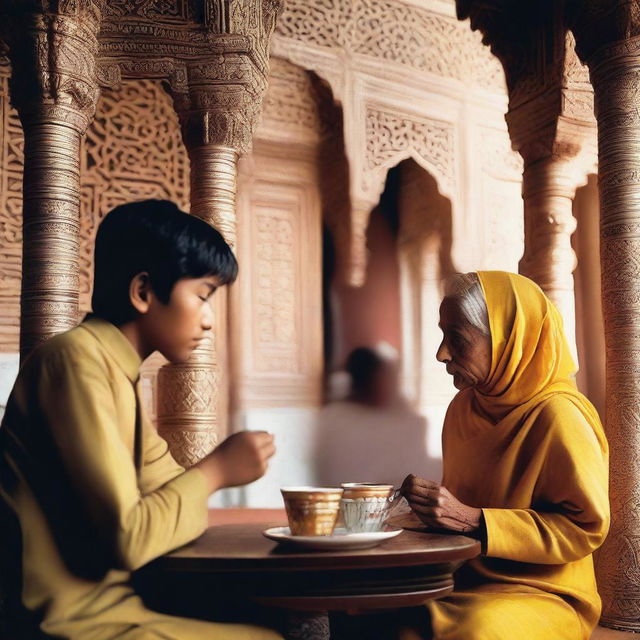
[142,276,219,363]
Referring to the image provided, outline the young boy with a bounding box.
[0,200,282,639]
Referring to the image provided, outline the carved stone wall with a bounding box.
[272,0,511,285]
[477,125,524,270]
[364,108,456,198]
[232,58,324,411]
[234,151,323,408]
[0,67,189,353]
[80,79,190,311]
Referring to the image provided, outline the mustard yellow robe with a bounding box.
[427,272,610,640]
[0,318,282,640]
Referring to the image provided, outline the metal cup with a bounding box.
[281,487,344,536]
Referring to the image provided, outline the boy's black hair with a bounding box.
[345,347,385,393]
[91,199,238,325]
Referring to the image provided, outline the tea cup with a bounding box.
[340,482,397,533]
[281,486,344,536]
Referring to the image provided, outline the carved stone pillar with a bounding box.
[503,41,595,358]
[346,200,377,287]
[572,17,640,630]
[398,236,442,409]
[157,1,282,467]
[398,241,424,407]
[518,156,579,351]
[4,1,101,360]
[156,138,239,468]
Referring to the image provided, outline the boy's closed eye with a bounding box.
[198,284,218,301]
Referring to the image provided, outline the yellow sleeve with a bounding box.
[137,398,186,495]
[482,399,609,564]
[37,347,209,571]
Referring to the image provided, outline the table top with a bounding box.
[160,522,481,572]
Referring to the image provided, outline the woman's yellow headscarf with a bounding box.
[444,271,606,449]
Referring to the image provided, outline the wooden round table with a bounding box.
[145,523,480,639]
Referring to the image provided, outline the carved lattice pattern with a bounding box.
[254,208,299,373]
[276,0,504,89]
[103,0,189,21]
[259,57,323,138]
[365,107,455,195]
[79,78,190,311]
[0,62,25,352]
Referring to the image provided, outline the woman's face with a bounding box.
[436,297,491,390]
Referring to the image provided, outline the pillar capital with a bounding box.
[171,1,283,154]
[172,63,265,155]
[458,1,596,169]
[504,33,596,168]
[570,0,640,66]
[2,0,102,133]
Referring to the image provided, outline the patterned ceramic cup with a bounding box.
[281,487,344,536]
[340,483,396,533]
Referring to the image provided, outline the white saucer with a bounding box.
[262,526,402,551]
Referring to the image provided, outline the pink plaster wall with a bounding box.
[331,206,402,367]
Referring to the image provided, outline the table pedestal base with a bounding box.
[285,611,330,640]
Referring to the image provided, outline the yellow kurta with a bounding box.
[0,318,281,640]
[428,272,609,640]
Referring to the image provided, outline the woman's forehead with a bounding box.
[439,297,462,324]
[438,297,482,335]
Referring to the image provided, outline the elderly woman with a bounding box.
[401,271,609,640]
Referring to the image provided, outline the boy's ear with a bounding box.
[129,272,152,314]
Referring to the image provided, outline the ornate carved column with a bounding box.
[506,46,595,357]
[157,1,282,467]
[4,0,101,360]
[572,4,640,629]
[156,107,240,467]
[518,154,580,350]
[456,3,597,353]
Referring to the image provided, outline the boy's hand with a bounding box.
[195,431,276,492]
[400,474,482,534]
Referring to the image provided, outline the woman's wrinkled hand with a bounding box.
[400,474,482,534]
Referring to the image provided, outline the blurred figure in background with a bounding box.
[315,344,432,488]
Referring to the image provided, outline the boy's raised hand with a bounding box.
[195,431,276,492]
